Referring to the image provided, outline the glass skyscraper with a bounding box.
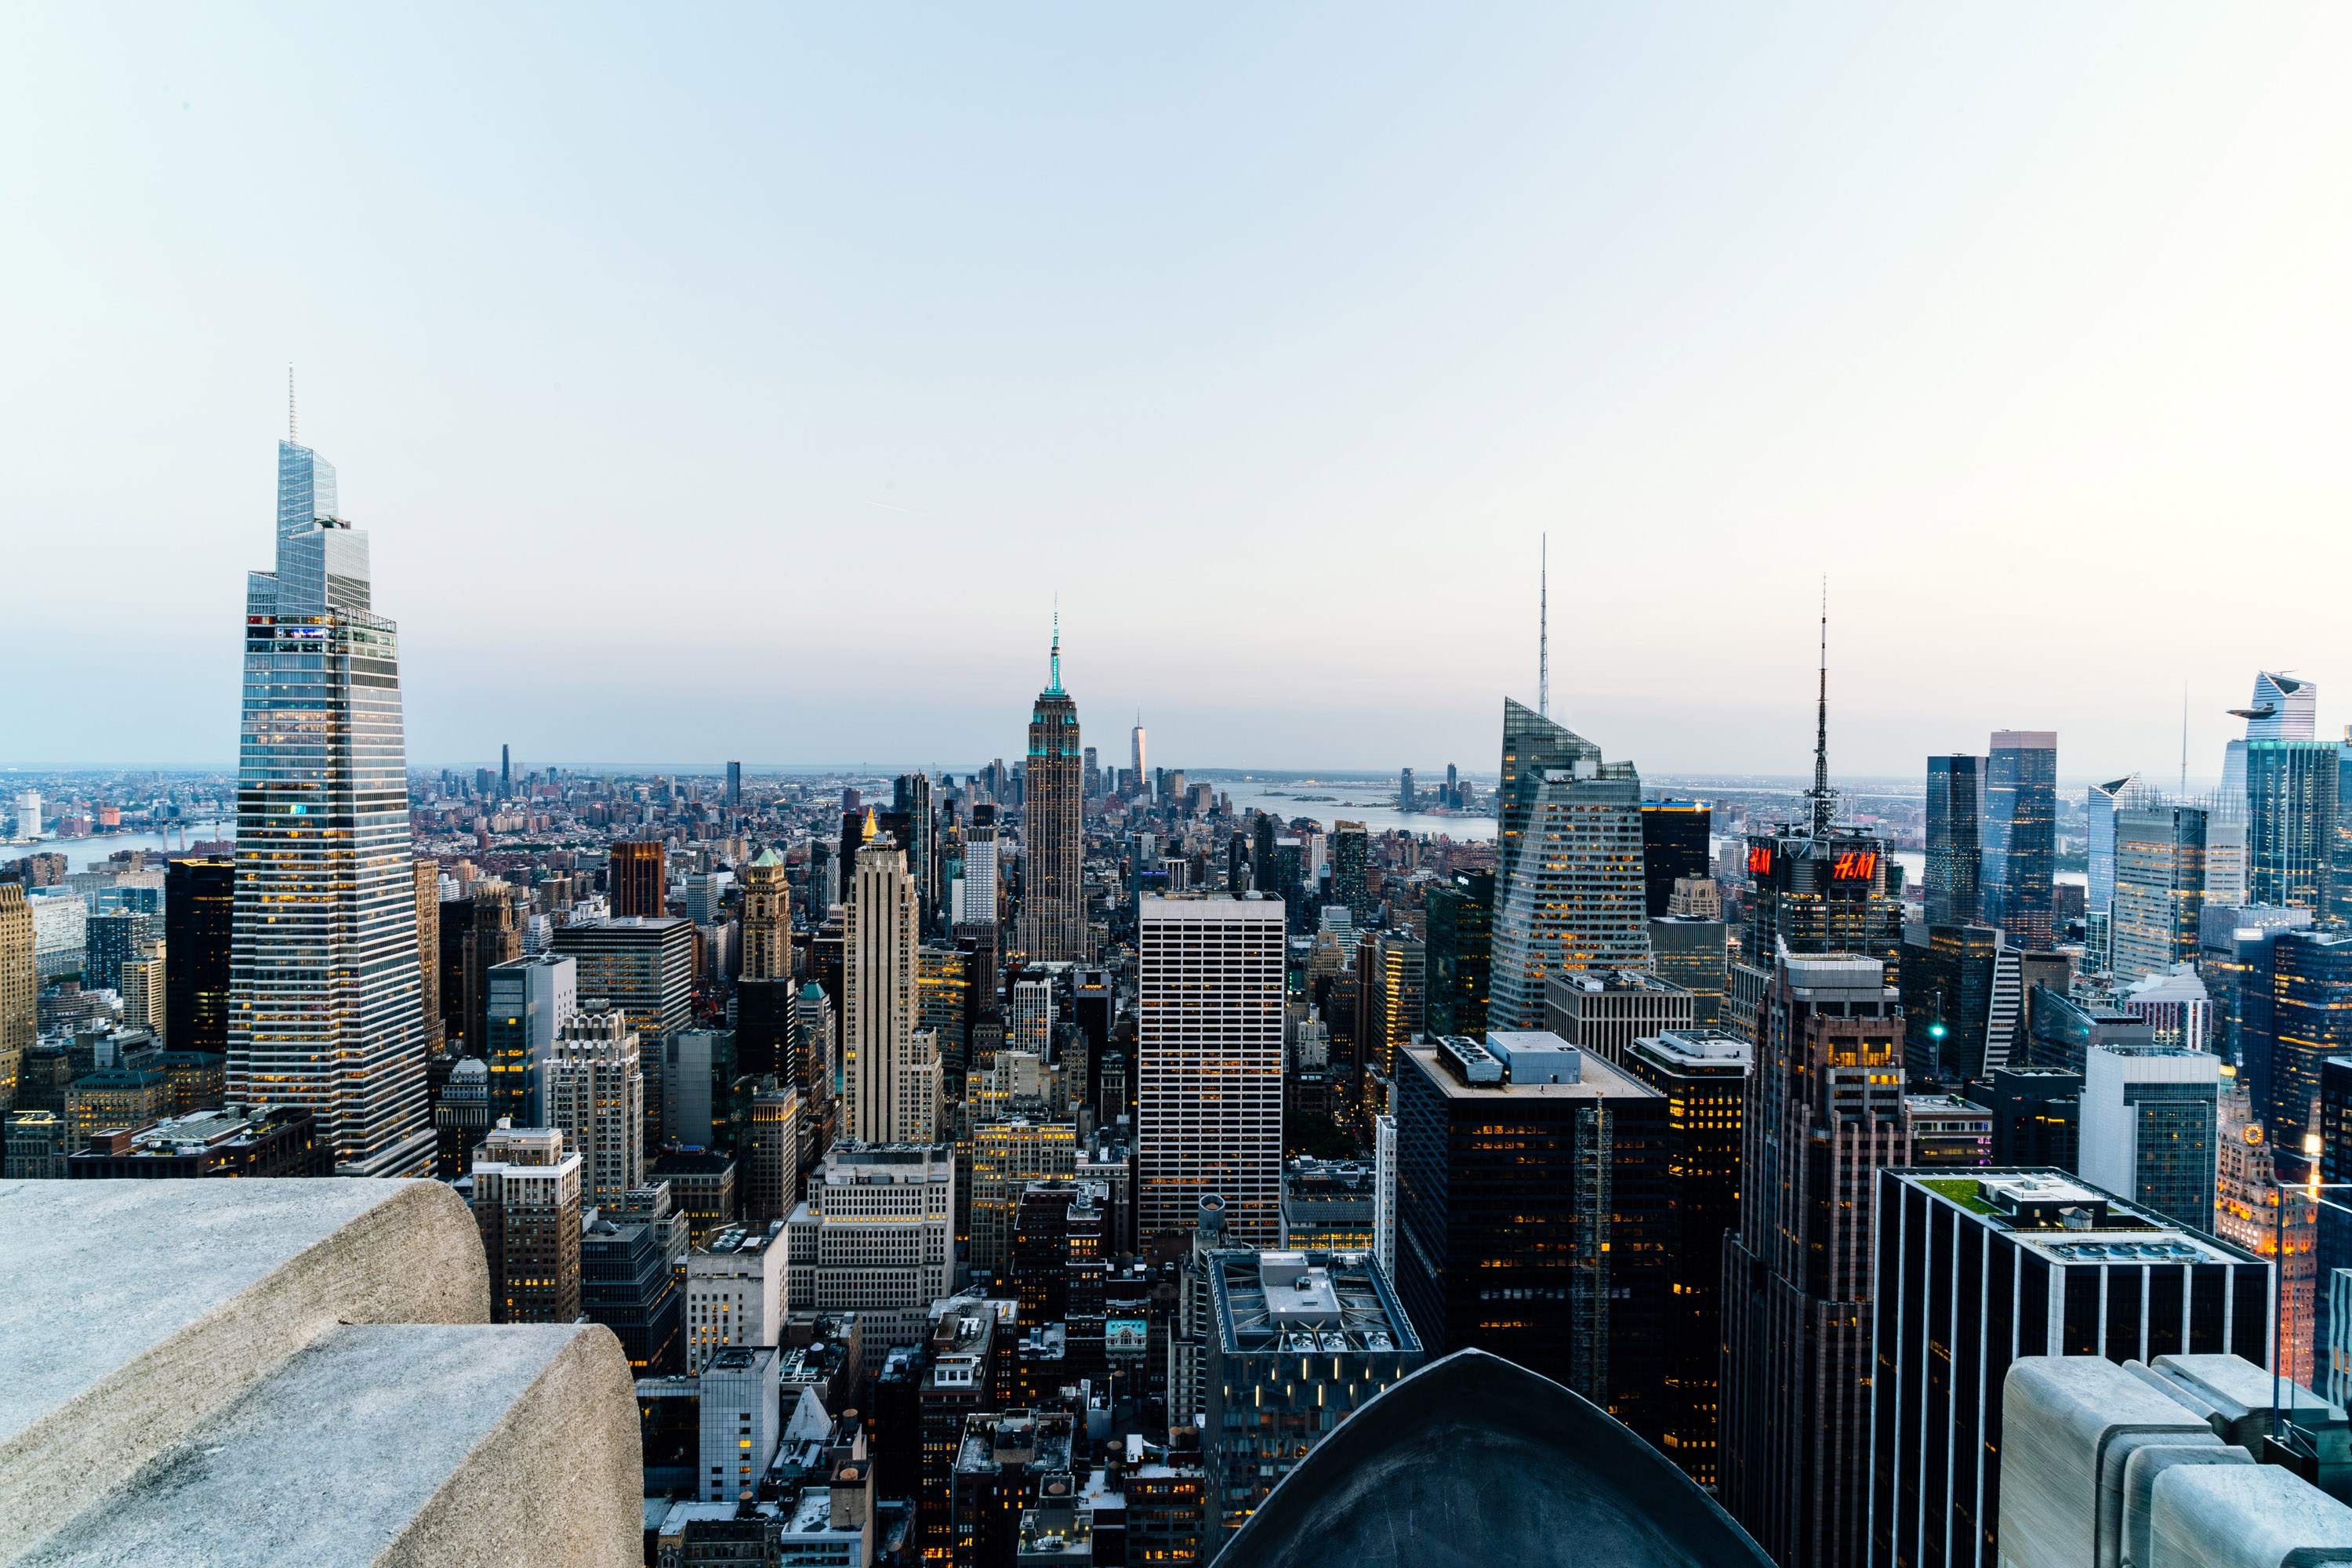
[2248,739,2339,914]
[1488,699,1649,1031]
[227,435,433,1176]
[1923,753,1982,928]
[1980,730,2056,951]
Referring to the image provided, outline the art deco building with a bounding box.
[1719,947,1908,1568]
[0,884,29,1108]
[546,1007,646,1203]
[1018,623,1090,963]
[1489,699,1650,1029]
[845,843,921,1143]
[226,430,433,1177]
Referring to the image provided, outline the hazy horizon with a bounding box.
[9,7,2352,779]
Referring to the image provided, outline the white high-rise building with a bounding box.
[686,1224,789,1371]
[546,1007,644,1203]
[844,843,919,1143]
[1137,895,1287,1247]
[227,427,432,1177]
[783,1141,955,1347]
[13,791,39,840]
[962,811,999,926]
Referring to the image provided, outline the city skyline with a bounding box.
[10,9,2352,774]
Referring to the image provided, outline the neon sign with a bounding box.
[1831,850,1878,882]
[1747,844,1773,877]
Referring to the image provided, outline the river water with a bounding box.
[1225,784,1497,841]
[16,821,234,869]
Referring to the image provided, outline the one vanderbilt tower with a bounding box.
[226,394,434,1175]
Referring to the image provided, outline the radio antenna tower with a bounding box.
[1538,533,1549,719]
[1807,577,1837,837]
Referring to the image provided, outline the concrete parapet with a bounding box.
[0,1178,637,1566]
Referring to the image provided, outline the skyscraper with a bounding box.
[470,1122,583,1324]
[2249,739,2339,914]
[484,953,577,1125]
[1639,800,1711,918]
[961,804,1000,928]
[1019,621,1089,964]
[1136,895,1286,1245]
[2110,798,2208,983]
[894,771,936,932]
[1719,949,1908,1568]
[1980,730,2057,951]
[1924,754,1983,928]
[1330,822,1372,924]
[2223,669,2316,802]
[734,846,798,1085]
[0,884,30,1109]
[164,856,234,1058]
[1421,868,1493,1039]
[2079,1041,2218,1229]
[2085,773,2136,916]
[726,760,742,809]
[499,743,510,800]
[844,843,922,1143]
[610,841,666,919]
[1131,716,1146,797]
[546,1006,645,1203]
[227,426,432,1177]
[1489,699,1650,1032]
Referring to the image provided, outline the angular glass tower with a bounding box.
[1923,753,1983,929]
[1488,698,1650,1030]
[227,436,432,1176]
[1980,730,2057,951]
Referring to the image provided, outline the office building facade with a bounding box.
[609,840,666,919]
[1869,1169,2272,1568]
[227,433,432,1177]
[1640,800,1711,917]
[1720,950,1909,1568]
[1621,1029,1751,1486]
[2111,799,2209,983]
[845,843,922,1144]
[163,856,234,1057]
[2249,739,2339,914]
[484,953,577,1126]
[1980,731,2057,952]
[1490,699,1651,1030]
[2078,1043,2218,1230]
[1136,895,1286,1246]
[470,1122,585,1324]
[1391,1033,1670,1443]
[546,1006,645,1203]
[1925,755,1984,929]
[1421,868,1492,1040]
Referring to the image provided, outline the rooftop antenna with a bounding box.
[1809,577,1836,837]
[1047,597,1062,695]
[2180,683,2188,797]
[288,365,297,443]
[1538,533,1549,719]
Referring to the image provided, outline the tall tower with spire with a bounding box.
[1019,613,1090,963]
[227,399,433,1176]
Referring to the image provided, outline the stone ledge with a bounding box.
[0,1178,489,1563]
[16,1323,640,1568]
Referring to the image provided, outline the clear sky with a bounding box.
[6,5,2350,781]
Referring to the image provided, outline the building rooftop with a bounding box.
[1627,1029,1752,1072]
[1897,1168,2263,1268]
[1210,1249,1419,1356]
[1411,1039,1661,1102]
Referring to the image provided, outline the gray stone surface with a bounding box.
[1210,1348,1771,1568]
[0,1178,488,1563]
[16,1323,640,1568]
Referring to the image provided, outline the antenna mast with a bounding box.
[1048,597,1062,695]
[288,365,298,443]
[2180,684,2188,797]
[1538,533,1549,719]
[1809,577,1835,837]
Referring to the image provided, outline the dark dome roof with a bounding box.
[1210,1349,1770,1568]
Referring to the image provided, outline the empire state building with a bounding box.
[1018,621,1091,963]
